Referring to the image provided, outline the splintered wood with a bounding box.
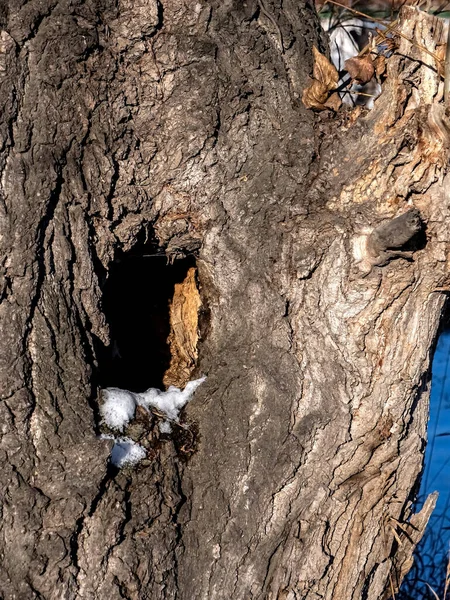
[327,7,449,215]
[163,267,201,389]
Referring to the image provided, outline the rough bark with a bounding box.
[0,1,447,599]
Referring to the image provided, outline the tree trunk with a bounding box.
[0,1,447,598]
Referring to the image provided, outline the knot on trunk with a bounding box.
[354,209,423,271]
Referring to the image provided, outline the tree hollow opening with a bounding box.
[97,244,198,393]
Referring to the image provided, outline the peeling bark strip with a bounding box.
[0,1,448,599]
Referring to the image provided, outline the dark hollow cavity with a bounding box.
[97,244,196,393]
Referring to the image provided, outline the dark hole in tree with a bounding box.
[97,243,196,393]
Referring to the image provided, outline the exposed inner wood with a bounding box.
[163,266,201,389]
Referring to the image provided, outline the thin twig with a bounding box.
[426,583,441,600]
[389,570,397,600]
[388,27,443,63]
[444,549,450,599]
[359,18,399,56]
[324,0,391,23]
[341,90,378,97]
[445,20,450,105]
[433,0,450,15]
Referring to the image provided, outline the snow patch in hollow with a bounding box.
[100,434,147,468]
[110,437,147,468]
[101,377,207,432]
[100,388,136,432]
[138,378,206,420]
[159,421,173,434]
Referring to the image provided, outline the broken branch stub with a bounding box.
[366,209,423,265]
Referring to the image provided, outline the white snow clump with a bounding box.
[100,378,206,468]
[100,388,137,432]
[159,421,173,434]
[101,377,206,432]
[110,437,147,468]
[100,434,147,468]
[138,378,206,420]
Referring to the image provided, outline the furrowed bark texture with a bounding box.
[0,1,448,599]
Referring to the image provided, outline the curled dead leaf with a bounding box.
[324,92,342,112]
[302,47,339,111]
[302,80,329,110]
[436,43,446,78]
[312,46,339,89]
[344,55,375,84]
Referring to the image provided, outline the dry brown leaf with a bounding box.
[436,43,446,63]
[312,46,339,89]
[436,43,446,78]
[324,92,342,112]
[302,47,340,111]
[302,80,329,110]
[344,55,374,84]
